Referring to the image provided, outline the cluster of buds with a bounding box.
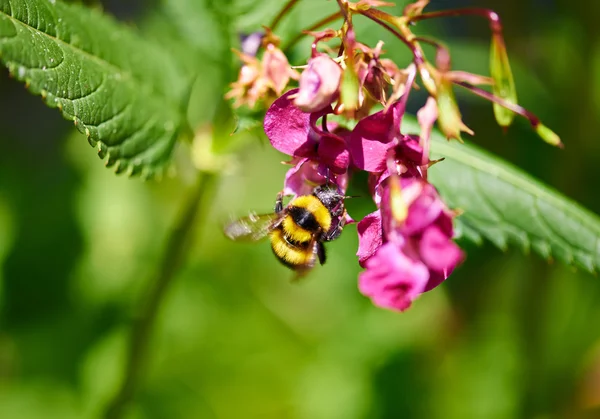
[227,0,561,311]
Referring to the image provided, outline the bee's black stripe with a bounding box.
[282,229,311,249]
[288,206,321,233]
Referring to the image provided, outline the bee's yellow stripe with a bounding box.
[282,215,313,243]
[289,195,332,232]
[269,229,314,266]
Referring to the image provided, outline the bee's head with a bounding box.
[313,184,346,213]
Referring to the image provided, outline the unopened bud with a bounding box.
[263,44,293,95]
[294,55,342,112]
[490,34,517,127]
[536,123,563,148]
[436,79,474,141]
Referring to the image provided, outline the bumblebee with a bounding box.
[224,185,348,274]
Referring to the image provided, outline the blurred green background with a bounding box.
[1,0,600,418]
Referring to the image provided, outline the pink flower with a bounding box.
[294,55,342,113]
[347,101,426,174]
[264,89,350,174]
[356,176,463,311]
[283,157,348,197]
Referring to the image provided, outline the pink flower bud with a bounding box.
[294,55,342,113]
[263,44,294,95]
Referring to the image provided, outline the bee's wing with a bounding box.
[224,212,281,241]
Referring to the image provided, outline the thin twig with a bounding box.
[104,172,217,419]
[270,0,301,31]
[407,8,503,33]
[283,12,343,53]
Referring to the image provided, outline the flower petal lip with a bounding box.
[358,242,429,312]
[283,158,326,197]
[402,183,444,235]
[264,89,318,157]
[318,134,351,174]
[419,225,464,274]
[356,211,384,267]
[348,100,407,172]
[283,157,349,198]
[348,106,397,172]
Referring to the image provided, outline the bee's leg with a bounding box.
[323,213,347,242]
[275,191,284,213]
[317,242,326,265]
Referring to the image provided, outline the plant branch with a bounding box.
[453,81,538,126]
[104,171,217,419]
[406,8,503,33]
[356,8,425,67]
[270,0,301,31]
[283,12,343,53]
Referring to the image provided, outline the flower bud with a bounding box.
[490,34,518,127]
[535,123,563,148]
[263,44,293,95]
[294,55,342,112]
[436,79,474,140]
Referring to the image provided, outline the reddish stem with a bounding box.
[357,9,425,66]
[407,8,503,34]
[413,36,452,71]
[270,0,301,31]
[284,12,343,53]
[454,80,540,127]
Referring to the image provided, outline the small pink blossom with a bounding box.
[357,176,463,311]
[294,55,342,113]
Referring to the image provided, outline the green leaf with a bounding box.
[0,0,189,178]
[402,118,600,274]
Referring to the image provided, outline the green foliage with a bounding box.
[0,0,189,178]
[1,1,600,418]
[401,118,600,273]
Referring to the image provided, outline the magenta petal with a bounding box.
[358,243,429,312]
[403,184,444,235]
[348,108,396,172]
[419,225,464,274]
[356,211,383,267]
[423,271,445,293]
[283,158,326,197]
[264,89,317,157]
[318,134,350,174]
[397,134,425,165]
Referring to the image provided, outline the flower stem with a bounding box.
[104,172,217,419]
[358,10,417,58]
[407,8,503,33]
[283,12,343,53]
[453,81,563,148]
[270,0,301,31]
[453,80,538,125]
